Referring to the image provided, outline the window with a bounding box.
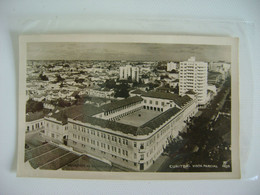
[140,154,144,160]
[161,102,165,106]
[108,135,110,140]
[125,140,128,145]
[155,101,158,105]
[144,100,147,103]
[73,141,77,145]
[150,100,152,104]
[97,132,99,137]
[126,151,128,156]
[27,126,29,131]
[134,142,137,147]
[51,133,55,138]
[82,144,85,148]
[118,137,121,143]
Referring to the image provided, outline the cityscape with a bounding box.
[24,44,232,172]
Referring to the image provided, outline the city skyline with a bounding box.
[27,42,231,62]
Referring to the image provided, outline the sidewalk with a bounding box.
[145,155,170,172]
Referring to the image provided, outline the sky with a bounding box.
[27,42,231,62]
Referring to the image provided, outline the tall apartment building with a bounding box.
[119,65,139,82]
[179,57,208,105]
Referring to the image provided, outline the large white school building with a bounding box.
[38,91,198,171]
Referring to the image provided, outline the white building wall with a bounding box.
[179,57,208,105]
[44,117,68,143]
[67,96,198,171]
[26,118,44,132]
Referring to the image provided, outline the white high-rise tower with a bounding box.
[179,57,208,105]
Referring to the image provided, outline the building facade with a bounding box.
[33,92,198,171]
[179,57,208,105]
[44,117,68,144]
[66,92,198,171]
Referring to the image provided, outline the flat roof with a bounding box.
[117,109,161,127]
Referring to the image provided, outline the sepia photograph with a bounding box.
[17,34,239,179]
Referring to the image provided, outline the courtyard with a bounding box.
[116,108,161,127]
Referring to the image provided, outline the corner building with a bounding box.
[66,92,198,171]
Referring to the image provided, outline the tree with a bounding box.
[39,73,48,81]
[56,74,65,83]
[114,83,129,98]
[57,98,71,107]
[173,84,179,94]
[104,79,116,89]
[26,99,44,113]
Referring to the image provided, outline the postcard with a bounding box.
[17,34,240,179]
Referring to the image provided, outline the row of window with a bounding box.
[72,139,129,157]
[27,122,43,131]
[71,128,129,145]
[143,99,165,106]
[104,101,140,116]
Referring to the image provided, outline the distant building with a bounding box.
[179,57,208,105]
[208,62,231,80]
[119,65,140,82]
[167,62,177,72]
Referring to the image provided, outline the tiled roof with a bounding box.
[142,91,192,107]
[101,96,143,112]
[74,115,139,135]
[26,111,46,122]
[73,107,181,136]
[185,90,196,95]
[140,107,180,131]
[131,89,145,95]
[47,104,102,124]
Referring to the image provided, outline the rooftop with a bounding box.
[26,111,46,122]
[101,96,143,112]
[142,91,192,107]
[73,107,181,136]
[185,90,196,95]
[130,89,145,95]
[141,107,180,130]
[46,104,102,124]
[117,109,161,127]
